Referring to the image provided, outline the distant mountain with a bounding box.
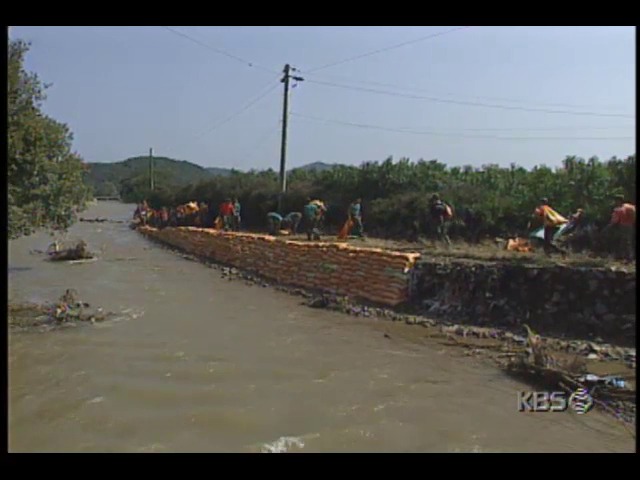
[204,162,338,175]
[291,162,337,172]
[85,157,341,198]
[205,167,234,176]
[85,156,217,197]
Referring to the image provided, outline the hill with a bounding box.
[84,157,341,199]
[211,162,337,174]
[205,167,234,176]
[291,162,336,172]
[86,156,226,198]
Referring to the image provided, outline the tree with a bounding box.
[94,180,119,197]
[8,38,90,239]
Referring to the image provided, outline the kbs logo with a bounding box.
[517,388,594,414]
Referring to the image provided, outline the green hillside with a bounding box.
[85,156,339,201]
[291,161,336,172]
[86,156,226,201]
[205,167,234,176]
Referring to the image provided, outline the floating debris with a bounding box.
[47,240,95,262]
[505,324,635,433]
[9,290,118,332]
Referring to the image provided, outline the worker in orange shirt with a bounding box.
[602,194,636,261]
[530,197,568,255]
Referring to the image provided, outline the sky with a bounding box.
[10,26,636,171]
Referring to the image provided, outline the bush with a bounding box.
[124,154,636,250]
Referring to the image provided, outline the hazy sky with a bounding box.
[11,26,636,170]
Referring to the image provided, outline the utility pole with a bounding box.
[277,64,303,213]
[149,147,155,191]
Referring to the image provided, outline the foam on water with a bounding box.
[261,436,306,453]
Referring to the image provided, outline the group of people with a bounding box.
[217,198,242,231]
[133,199,242,231]
[266,198,332,241]
[425,192,635,259]
[133,196,351,242]
[530,194,636,260]
[132,192,635,260]
[132,195,447,244]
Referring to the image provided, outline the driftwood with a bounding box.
[80,218,125,224]
[48,241,94,262]
[80,217,108,223]
[506,324,635,438]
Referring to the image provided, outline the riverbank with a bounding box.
[135,233,636,430]
[136,226,635,345]
[136,224,636,428]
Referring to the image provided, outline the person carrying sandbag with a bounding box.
[308,199,327,227]
[348,198,364,238]
[304,198,322,241]
[554,207,587,250]
[529,197,568,255]
[429,194,452,246]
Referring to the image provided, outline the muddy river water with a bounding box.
[8,202,635,452]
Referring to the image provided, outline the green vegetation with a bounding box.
[132,155,635,242]
[85,156,233,201]
[84,158,334,205]
[8,38,91,239]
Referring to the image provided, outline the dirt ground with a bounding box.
[275,233,635,271]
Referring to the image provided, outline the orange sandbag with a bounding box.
[506,237,534,253]
[337,219,354,240]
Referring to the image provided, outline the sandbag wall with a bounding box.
[413,260,636,345]
[138,226,420,306]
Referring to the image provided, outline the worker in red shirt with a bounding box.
[218,198,235,231]
[602,194,636,261]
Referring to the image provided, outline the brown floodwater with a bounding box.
[7,202,635,452]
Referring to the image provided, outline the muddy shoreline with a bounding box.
[135,225,635,345]
[140,234,635,363]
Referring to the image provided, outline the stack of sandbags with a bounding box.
[168,227,197,251]
[137,226,421,306]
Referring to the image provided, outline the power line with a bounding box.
[302,71,630,112]
[386,124,634,133]
[307,26,471,73]
[387,122,636,132]
[290,111,634,141]
[305,79,636,118]
[161,78,280,158]
[234,123,281,165]
[160,26,278,75]
[195,81,280,139]
[428,126,633,132]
